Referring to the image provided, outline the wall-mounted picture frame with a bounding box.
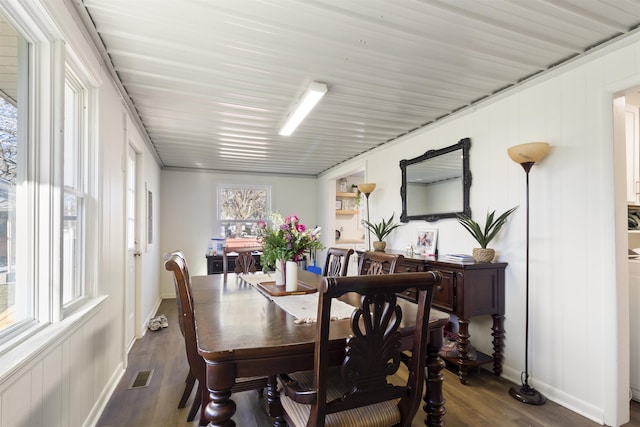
[147,189,153,245]
[416,228,438,256]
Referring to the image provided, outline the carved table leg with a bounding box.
[491,313,504,376]
[267,375,286,427]
[456,318,471,385]
[423,330,446,426]
[204,363,237,427]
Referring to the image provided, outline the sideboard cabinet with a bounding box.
[206,253,262,275]
[391,251,507,385]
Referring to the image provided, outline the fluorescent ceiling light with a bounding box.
[279,82,327,136]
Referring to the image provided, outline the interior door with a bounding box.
[125,145,137,350]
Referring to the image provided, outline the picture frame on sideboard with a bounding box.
[416,228,438,256]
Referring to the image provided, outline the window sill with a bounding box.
[0,295,109,385]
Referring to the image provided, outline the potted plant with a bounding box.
[257,212,323,289]
[456,207,517,262]
[362,213,402,252]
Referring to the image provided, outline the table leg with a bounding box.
[423,329,446,427]
[204,363,236,427]
[456,318,471,385]
[267,375,286,427]
[491,313,504,376]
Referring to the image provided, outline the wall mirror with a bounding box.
[400,137,471,222]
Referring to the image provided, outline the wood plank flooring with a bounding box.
[97,299,639,427]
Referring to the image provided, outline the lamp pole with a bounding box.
[508,161,546,404]
[364,192,372,251]
[507,142,549,406]
[357,183,376,251]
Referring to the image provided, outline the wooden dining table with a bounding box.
[192,270,450,427]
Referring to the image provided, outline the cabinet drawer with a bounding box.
[431,269,455,312]
[397,288,418,303]
[398,259,426,273]
[209,260,224,274]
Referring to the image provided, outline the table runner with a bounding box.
[239,273,356,323]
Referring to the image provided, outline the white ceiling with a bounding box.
[78,0,640,176]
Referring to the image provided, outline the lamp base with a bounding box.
[509,384,546,405]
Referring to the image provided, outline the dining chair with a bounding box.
[358,251,404,275]
[322,247,354,277]
[277,272,439,427]
[223,245,263,279]
[162,251,198,411]
[164,251,268,425]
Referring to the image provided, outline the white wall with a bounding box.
[319,33,640,427]
[159,169,318,296]
[0,1,163,426]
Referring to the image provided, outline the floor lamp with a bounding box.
[507,142,550,406]
[357,183,376,251]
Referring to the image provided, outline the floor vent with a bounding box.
[128,370,153,390]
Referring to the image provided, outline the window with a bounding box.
[0,14,27,337]
[217,185,270,238]
[0,7,98,348]
[62,71,88,308]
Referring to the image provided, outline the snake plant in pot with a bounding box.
[362,213,402,252]
[456,207,517,262]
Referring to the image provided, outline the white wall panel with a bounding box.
[0,2,159,427]
[318,33,640,426]
[159,170,318,297]
[1,372,29,427]
[41,344,63,426]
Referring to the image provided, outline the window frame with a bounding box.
[216,184,271,238]
[61,67,88,312]
[0,19,35,344]
[0,4,100,351]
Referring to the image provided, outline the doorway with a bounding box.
[125,144,140,352]
[615,87,640,425]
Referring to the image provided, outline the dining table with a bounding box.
[192,270,450,427]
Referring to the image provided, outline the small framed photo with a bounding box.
[335,200,343,210]
[416,228,438,256]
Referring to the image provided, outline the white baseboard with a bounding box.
[500,364,605,425]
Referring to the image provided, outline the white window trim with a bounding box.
[0,2,101,353]
[216,183,272,237]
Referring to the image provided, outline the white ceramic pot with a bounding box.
[275,259,285,286]
[286,260,298,291]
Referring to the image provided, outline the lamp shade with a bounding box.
[507,142,550,164]
[357,183,376,195]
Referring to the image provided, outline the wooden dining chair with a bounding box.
[162,251,199,412]
[358,251,404,275]
[322,247,354,277]
[164,251,268,425]
[223,245,263,279]
[277,272,439,427]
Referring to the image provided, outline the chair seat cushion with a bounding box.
[280,370,401,427]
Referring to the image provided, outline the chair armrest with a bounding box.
[279,373,317,404]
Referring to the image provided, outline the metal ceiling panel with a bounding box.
[79,0,640,176]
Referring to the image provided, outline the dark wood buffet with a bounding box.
[388,250,507,385]
[205,252,262,275]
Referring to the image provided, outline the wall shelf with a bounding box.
[336,209,359,215]
[336,192,358,198]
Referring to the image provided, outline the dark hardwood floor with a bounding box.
[97,298,638,427]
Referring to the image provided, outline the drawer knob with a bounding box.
[437,285,443,291]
